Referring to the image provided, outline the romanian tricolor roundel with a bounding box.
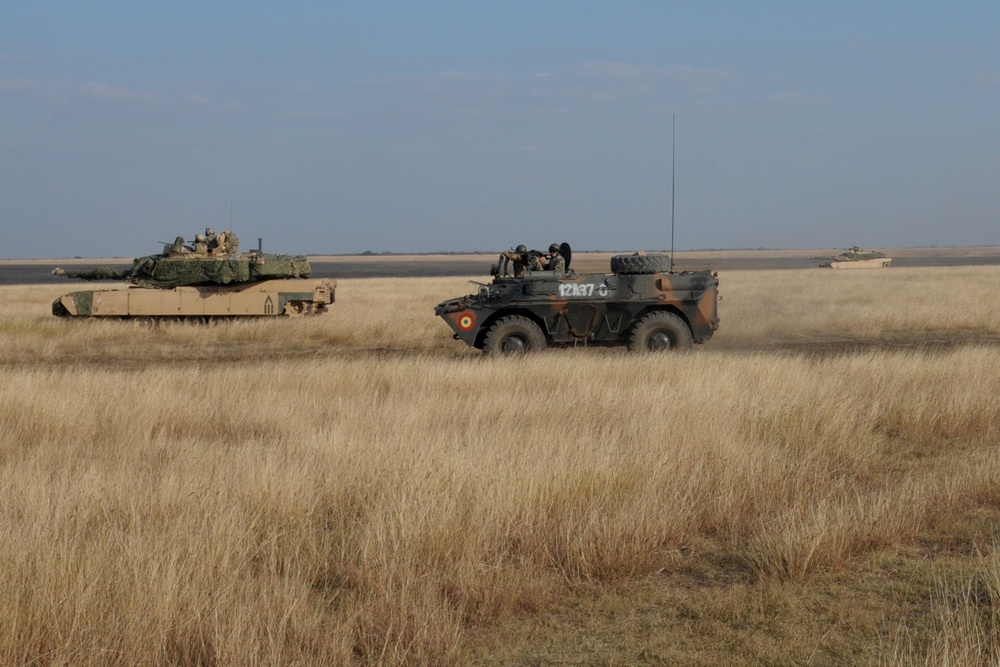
[457,312,476,331]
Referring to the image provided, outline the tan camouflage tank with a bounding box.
[52,233,335,321]
[819,246,893,269]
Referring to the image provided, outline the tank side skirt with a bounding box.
[55,279,332,318]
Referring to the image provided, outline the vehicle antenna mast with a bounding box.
[670,114,676,272]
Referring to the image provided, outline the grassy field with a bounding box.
[3,266,1000,665]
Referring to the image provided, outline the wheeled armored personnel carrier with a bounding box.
[52,236,335,321]
[435,244,719,354]
[819,246,892,269]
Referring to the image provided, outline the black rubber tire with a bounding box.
[610,253,672,274]
[627,311,693,353]
[482,315,546,355]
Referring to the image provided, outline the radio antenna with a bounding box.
[670,114,676,272]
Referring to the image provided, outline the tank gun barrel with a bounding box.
[52,266,131,281]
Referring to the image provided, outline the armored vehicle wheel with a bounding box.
[627,311,692,352]
[610,253,672,274]
[483,315,546,355]
[284,301,308,317]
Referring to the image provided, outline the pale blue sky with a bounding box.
[2,1,998,258]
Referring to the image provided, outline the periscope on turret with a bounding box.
[51,231,335,320]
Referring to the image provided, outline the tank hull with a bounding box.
[821,258,893,269]
[52,278,335,318]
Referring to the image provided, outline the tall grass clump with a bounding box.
[885,543,1000,667]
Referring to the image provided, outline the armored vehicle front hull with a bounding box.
[435,263,719,354]
[52,278,335,320]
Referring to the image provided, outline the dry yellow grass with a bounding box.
[2,266,1000,665]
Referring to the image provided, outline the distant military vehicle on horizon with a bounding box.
[818,246,893,269]
[51,232,335,321]
[435,243,719,355]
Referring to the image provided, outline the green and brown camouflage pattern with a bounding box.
[435,251,719,353]
[835,247,886,261]
[54,252,311,288]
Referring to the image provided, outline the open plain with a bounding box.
[3,256,1000,665]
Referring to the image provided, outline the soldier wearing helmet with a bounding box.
[500,244,535,277]
[193,233,208,254]
[163,236,189,256]
[204,227,219,253]
[543,243,565,273]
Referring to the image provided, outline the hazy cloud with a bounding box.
[967,70,1000,88]
[573,61,748,87]
[770,91,830,106]
[390,70,515,116]
[245,80,318,94]
[179,92,210,106]
[0,79,36,93]
[79,81,171,104]
[0,52,39,64]
[379,61,748,119]
[0,76,230,110]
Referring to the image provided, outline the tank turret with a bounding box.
[54,241,311,289]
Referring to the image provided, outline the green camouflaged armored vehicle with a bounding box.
[435,244,719,354]
[52,234,335,321]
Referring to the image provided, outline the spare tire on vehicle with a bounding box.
[610,253,672,274]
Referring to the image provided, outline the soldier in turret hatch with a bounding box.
[543,243,565,273]
[501,244,532,277]
[193,233,208,254]
[216,230,238,255]
[164,236,189,256]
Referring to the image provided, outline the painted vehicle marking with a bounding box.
[458,312,476,331]
[558,283,609,298]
